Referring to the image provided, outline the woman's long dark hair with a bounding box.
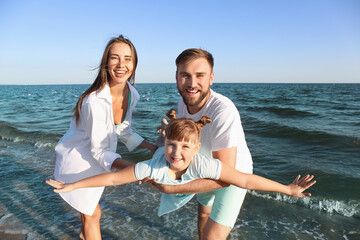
[73,35,138,125]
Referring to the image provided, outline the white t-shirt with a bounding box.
[135,147,222,216]
[178,89,253,173]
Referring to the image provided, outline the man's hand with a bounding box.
[139,177,175,193]
[139,177,230,194]
[155,118,169,147]
[156,118,169,136]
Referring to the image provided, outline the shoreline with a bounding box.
[0,231,26,240]
[0,202,27,240]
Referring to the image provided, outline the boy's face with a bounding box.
[164,138,200,172]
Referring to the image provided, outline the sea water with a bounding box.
[0,83,359,239]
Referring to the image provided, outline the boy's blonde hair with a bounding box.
[165,109,211,144]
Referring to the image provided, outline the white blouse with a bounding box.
[54,82,143,215]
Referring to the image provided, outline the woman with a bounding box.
[54,35,156,240]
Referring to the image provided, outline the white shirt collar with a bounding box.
[96,81,133,101]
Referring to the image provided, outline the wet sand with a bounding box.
[0,232,26,240]
[0,202,27,240]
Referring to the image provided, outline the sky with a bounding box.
[0,0,359,85]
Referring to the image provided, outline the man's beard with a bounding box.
[179,88,209,107]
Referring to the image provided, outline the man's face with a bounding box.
[176,58,214,114]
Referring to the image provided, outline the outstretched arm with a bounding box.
[219,163,316,197]
[111,158,135,170]
[46,165,137,193]
[146,148,234,194]
[147,178,228,194]
[148,147,234,194]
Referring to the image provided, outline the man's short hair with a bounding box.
[176,48,214,71]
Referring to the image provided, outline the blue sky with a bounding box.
[1,0,359,84]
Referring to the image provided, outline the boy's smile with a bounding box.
[164,138,200,179]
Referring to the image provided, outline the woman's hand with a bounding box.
[46,179,75,193]
[149,144,158,155]
[288,175,316,197]
[139,141,158,155]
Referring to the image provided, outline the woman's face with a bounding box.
[107,42,134,85]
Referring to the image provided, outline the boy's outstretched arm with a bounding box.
[219,163,316,197]
[46,165,137,193]
[144,147,235,194]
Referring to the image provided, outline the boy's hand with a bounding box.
[46,179,75,193]
[288,175,316,197]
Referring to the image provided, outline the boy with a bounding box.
[47,111,316,217]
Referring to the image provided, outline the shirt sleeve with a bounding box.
[210,106,243,151]
[134,160,152,180]
[134,147,165,181]
[116,121,144,152]
[82,101,121,172]
[188,154,222,180]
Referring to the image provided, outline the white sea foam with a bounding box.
[249,190,360,217]
[13,137,23,143]
[1,132,55,148]
[311,199,360,217]
[34,141,54,148]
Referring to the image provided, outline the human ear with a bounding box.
[209,72,214,86]
[195,143,201,153]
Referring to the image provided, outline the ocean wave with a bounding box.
[0,122,59,148]
[246,106,318,118]
[249,190,360,218]
[254,94,296,104]
[34,141,56,148]
[244,116,359,148]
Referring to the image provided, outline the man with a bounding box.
[155,48,253,240]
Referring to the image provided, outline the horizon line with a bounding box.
[1,82,360,86]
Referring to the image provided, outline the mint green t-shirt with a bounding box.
[135,147,222,216]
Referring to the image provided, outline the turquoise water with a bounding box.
[0,83,359,239]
